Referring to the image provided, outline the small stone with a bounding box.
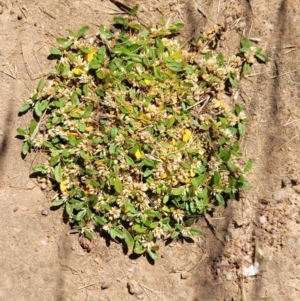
[220,260,229,266]
[17,13,22,20]
[78,236,94,252]
[13,207,19,212]
[41,209,48,216]
[0,7,3,14]
[252,227,262,238]
[226,272,232,281]
[181,271,190,279]
[39,124,47,133]
[293,185,300,194]
[127,280,143,295]
[259,215,267,224]
[40,183,47,190]
[0,129,3,136]
[34,21,37,26]
[101,281,111,290]
[135,293,144,299]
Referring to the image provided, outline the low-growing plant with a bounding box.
[18,7,267,260]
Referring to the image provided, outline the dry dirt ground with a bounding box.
[1,0,300,300]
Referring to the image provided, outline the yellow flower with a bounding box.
[190,170,196,177]
[144,79,152,86]
[137,114,151,121]
[135,149,142,159]
[60,180,68,192]
[84,47,97,62]
[161,172,168,179]
[73,68,82,75]
[183,129,192,142]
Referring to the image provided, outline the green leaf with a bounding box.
[184,218,195,227]
[82,105,93,118]
[189,228,202,236]
[84,230,93,240]
[33,164,48,174]
[89,60,100,69]
[66,202,73,215]
[34,102,43,117]
[147,249,158,260]
[191,175,206,188]
[171,230,180,239]
[17,128,27,136]
[56,38,72,49]
[37,78,45,93]
[52,199,64,206]
[133,224,147,233]
[168,23,184,31]
[255,49,269,62]
[166,116,175,128]
[114,178,123,194]
[241,37,251,52]
[123,228,134,248]
[77,26,89,38]
[166,62,182,72]
[94,215,107,225]
[244,159,253,172]
[216,193,225,205]
[216,53,224,66]
[74,210,86,221]
[229,76,238,87]
[234,104,242,116]
[238,122,245,136]
[50,48,62,56]
[130,5,139,16]
[145,210,162,220]
[125,155,135,166]
[83,84,89,96]
[19,103,31,113]
[219,148,231,162]
[205,51,212,61]
[242,62,250,75]
[172,186,185,196]
[134,242,146,254]
[54,163,62,183]
[213,172,221,185]
[227,162,237,172]
[22,141,30,155]
[143,158,154,167]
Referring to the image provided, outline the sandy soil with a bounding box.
[1,0,300,300]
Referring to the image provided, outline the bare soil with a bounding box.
[1,0,300,300]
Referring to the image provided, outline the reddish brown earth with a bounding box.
[1,0,300,300]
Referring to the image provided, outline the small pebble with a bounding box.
[41,209,48,216]
[293,185,300,194]
[0,7,3,14]
[40,183,47,190]
[135,293,144,300]
[0,129,3,136]
[17,13,22,20]
[127,280,143,295]
[259,215,267,224]
[226,272,232,281]
[13,207,19,212]
[181,271,190,279]
[101,281,111,290]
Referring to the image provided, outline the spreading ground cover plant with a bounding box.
[18,8,267,260]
